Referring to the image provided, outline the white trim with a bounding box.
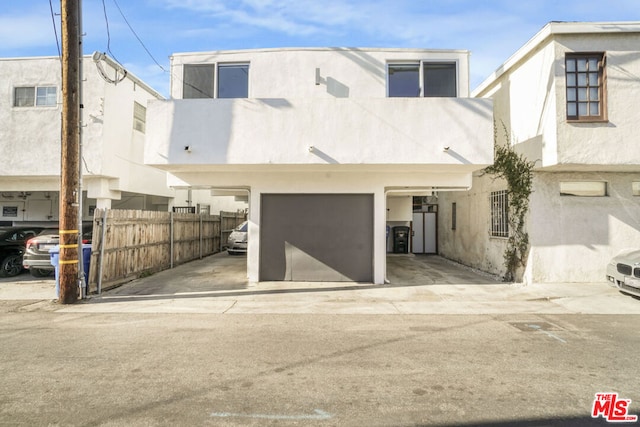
[472,21,640,97]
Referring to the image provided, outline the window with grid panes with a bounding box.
[565,53,605,121]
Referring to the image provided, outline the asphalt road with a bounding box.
[1,303,638,426]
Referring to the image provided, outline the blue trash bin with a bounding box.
[49,246,60,298]
[50,245,91,298]
[82,243,91,284]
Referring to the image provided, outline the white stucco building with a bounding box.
[0,54,175,225]
[438,22,640,283]
[145,47,494,284]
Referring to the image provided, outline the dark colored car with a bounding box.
[22,225,93,277]
[0,226,45,277]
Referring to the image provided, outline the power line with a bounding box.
[49,0,61,57]
[111,0,167,73]
[100,0,123,65]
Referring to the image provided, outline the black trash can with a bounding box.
[392,226,410,254]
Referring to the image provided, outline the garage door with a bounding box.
[260,194,373,282]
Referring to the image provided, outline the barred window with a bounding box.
[490,190,508,238]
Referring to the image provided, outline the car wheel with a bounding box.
[0,254,24,278]
[30,268,52,278]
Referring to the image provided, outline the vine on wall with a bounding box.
[484,123,536,281]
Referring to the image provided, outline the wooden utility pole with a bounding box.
[59,0,80,304]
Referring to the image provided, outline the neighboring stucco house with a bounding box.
[145,47,494,284]
[0,53,174,225]
[438,22,640,283]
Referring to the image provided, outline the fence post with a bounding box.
[199,213,203,259]
[219,211,224,252]
[97,208,108,294]
[170,211,174,269]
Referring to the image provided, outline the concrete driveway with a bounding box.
[41,252,640,315]
[3,253,639,315]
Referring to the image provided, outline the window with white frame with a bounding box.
[490,190,508,238]
[182,63,249,99]
[14,86,57,107]
[133,102,146,133]
[388,61,457,97]
[565,53,606,121]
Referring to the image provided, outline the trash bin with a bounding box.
[392,226,410,254]
[50,244,91,298]
[49,246,60,298]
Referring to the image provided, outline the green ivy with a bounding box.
[484,123,536,281]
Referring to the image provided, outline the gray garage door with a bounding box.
[260,194,374,282]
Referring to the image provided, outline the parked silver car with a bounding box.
[227,221,248,255]
[606,249,640,298]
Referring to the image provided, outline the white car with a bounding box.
[606,249,640,298]
[227,221,248,255]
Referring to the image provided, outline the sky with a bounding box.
[2,0,640,97]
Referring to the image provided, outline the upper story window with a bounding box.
[182,63,249,99]
[14,86,57,107]
[388,62,457,97]
[565,53,606,121]
[133,102,146,133]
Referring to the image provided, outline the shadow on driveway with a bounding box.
[88,253,502,305]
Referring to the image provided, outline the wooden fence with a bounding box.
[88,209,245,293]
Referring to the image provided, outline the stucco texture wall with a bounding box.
[526,171,640,283]
[437,173,509,279]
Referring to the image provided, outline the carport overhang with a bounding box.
[162,166,482,285]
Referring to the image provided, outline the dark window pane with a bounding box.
[218,64,249,99]
[424,63,457,97]
[388,64,420,97]
[183,64,214,98]
[14,87,35,106]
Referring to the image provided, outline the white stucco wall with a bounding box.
[146,97,493,168]
[0,56,174,215]
[437,174,509,278]
[526,172,640,283]
[477,26,640,169]
[171,48,471,99]
[553,33,640,167]
[460,23,640,283]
